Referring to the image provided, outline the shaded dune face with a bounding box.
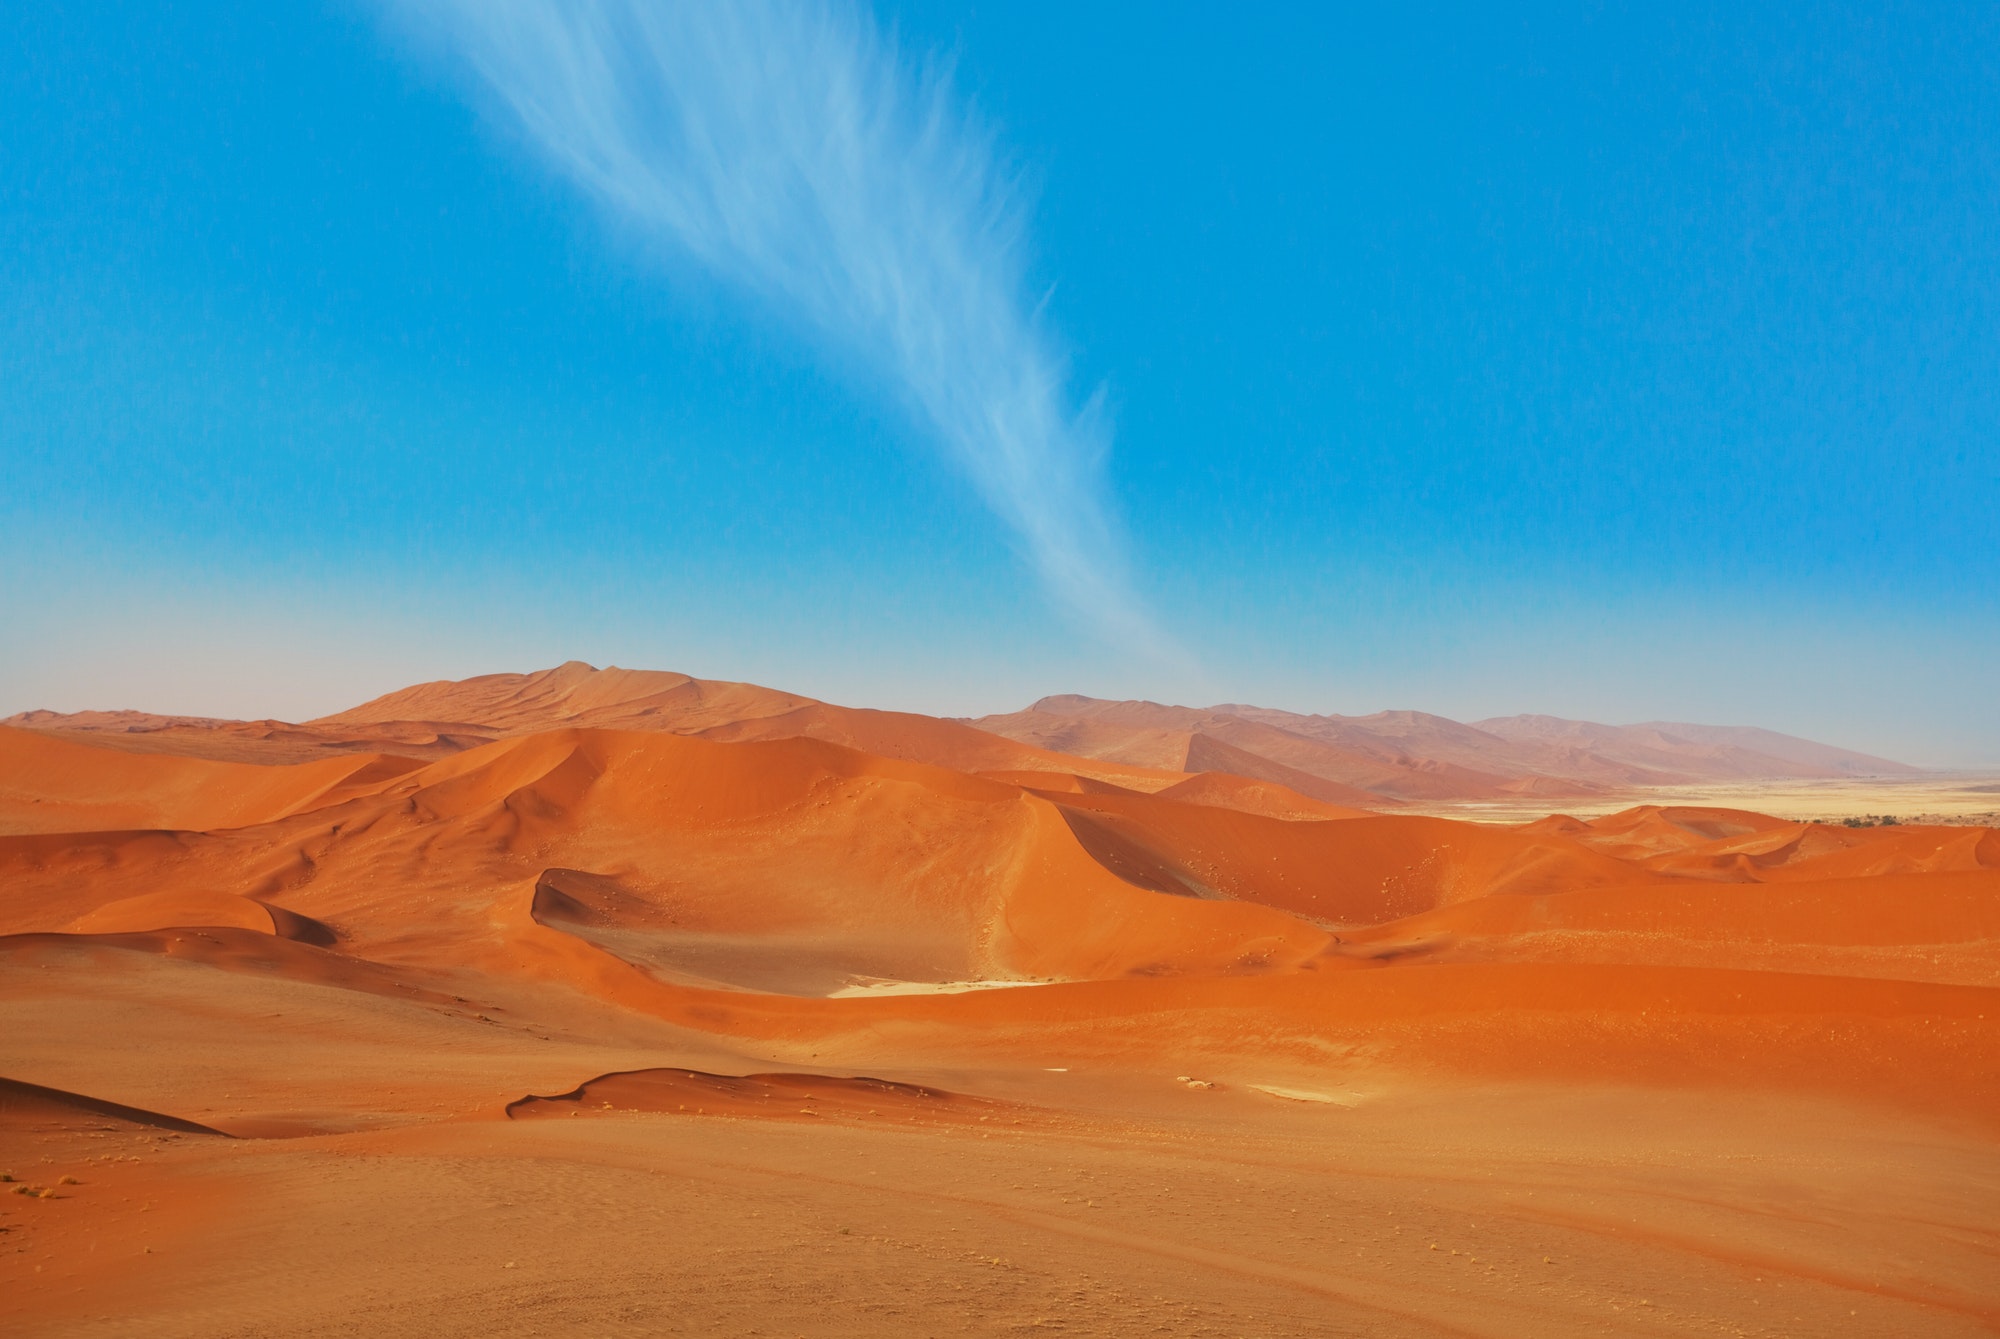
[0,728,1339,993]
[1031,792,1670,921]
[0,723,1995,1123]
[63,890,336,946]
[0,1077,230,1137]
[503,1067,1039,1128]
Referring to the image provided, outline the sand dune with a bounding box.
[974,697,1533,801]
[974,693,1919,803]
[309,660,814,735]
[505,1067,1043,1127]
[0,725,426,835]
[1150,769,1376,821]
[7,664,1208,798]
[0,1077,229,1137]
[3,678,1995,1337]
[62,891,336,945]
[1178,732,1401,808]
[10,662,1922,812]
[2,719,1988,1096]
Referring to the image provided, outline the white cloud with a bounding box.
[386,0,1174,659]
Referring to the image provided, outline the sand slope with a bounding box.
[0,726,425,835]
[10,662,1920,809]
[974,694,1919,801]
[1,702,1993,1337]
[1,722,1989,1102]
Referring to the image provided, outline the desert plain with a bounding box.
[2,663,1996,1337]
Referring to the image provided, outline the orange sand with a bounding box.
[2,670,1995,1337]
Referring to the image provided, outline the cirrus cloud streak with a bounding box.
[387,0,1172,658]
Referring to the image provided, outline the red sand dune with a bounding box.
[0,1077,229,1137]
[0,725,425,835]
[3,669,1995,1337]
[7,663,1210,796]
[505,1067,1047,1128]
[9,659,1921,807]
[1149,769,1375,821]
[973,693,1917,801]
[1,716,1989,1101]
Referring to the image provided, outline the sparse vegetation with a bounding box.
[1841,815,1901,827]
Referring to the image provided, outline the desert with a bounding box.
[3,663,1996,1337]
[10,3,1998,1335]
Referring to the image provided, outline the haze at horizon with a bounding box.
[3,2,1996,764]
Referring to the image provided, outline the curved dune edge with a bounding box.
[0,928,465,1011]
[0,1076,231,1136]
[1246,1084,1359,1106]
[3,720,1995,1131]
[504,1067,1048,1127]
[11,911,1996,1135]
[0,724,427,835]
[63,890,336,945]
[825,978,1050,998]
[475,875,2000,1126]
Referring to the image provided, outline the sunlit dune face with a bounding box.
[3,719,1993,1071]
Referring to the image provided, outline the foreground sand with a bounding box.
[6,941,1996,1339]
[6,1050,1995,1336]
[2,719,1996,1336]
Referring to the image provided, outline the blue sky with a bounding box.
[4,2,1996,763]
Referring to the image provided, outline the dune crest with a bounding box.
[0,1077,230,1136]
[8,661,1926,812]
[0,709,1988,1116]
[972,694,1919,803]
[505,1067,1039,1127]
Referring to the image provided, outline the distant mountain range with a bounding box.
[4,662,1917,810]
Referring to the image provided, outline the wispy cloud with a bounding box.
[386,0,1172,657]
